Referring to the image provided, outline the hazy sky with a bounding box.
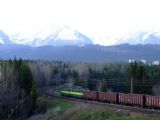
[0,0,160,45]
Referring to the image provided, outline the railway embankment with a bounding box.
[28,95,160,120]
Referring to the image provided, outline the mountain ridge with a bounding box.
[0,30,12,44]
[117,31,160,45]
[1,26,160,46]
[9,25,93,47]
[0,44,160,62]
[1,26,160,62]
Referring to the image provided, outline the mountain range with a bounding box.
[0,30,11,44]
[0,25,93,47]
[1,25,160,46]
[1,25,160,62]
[117,31,160,45]
[0,44,160,62]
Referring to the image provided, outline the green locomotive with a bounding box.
[60,88,84,98]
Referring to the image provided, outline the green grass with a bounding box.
[36,96,72,120]
[72,110,153,120]
[36,96,55,109]
[44,99,72,120]
[35,96,156,120]
[55,99,72,114]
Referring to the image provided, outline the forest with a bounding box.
[0,59,160,119]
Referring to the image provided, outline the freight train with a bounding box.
[60,88,160,109]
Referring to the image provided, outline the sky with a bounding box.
[0,0,160,45]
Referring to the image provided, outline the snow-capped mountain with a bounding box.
[117,31,160,45]
[0,37,3,44]
[0,30,11,44]
[10,25,93,47]
[1,25,160,47]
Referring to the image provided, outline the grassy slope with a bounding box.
[29,96,157,120]
[72,110,153,120]
[34,96,72,120]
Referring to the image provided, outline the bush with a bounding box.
[35,96,55,113]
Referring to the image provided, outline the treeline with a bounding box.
[0,59,37,120]
[28,61,160,95]
[1,60,160,119]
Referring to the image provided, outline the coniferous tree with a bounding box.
[31,81,38,110]
[19,63,33,95]
[128,62,152,94]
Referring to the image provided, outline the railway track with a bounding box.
[45,94,160,117]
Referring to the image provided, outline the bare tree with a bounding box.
[0,61,32,119]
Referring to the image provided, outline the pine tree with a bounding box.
[31,81,38,110]
[101,79,107,92]
[19,63,33,95]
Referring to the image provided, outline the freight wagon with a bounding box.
[84,91,98,100]
[146,95,160,108]
[118,93,144,107]
[98,92,117,103]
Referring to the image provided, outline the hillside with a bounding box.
[27,96,160,120]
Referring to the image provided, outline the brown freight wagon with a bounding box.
[146,95,160,108]
[119,93,143,106]
[98,92,117,103]
[84,91,97,100]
